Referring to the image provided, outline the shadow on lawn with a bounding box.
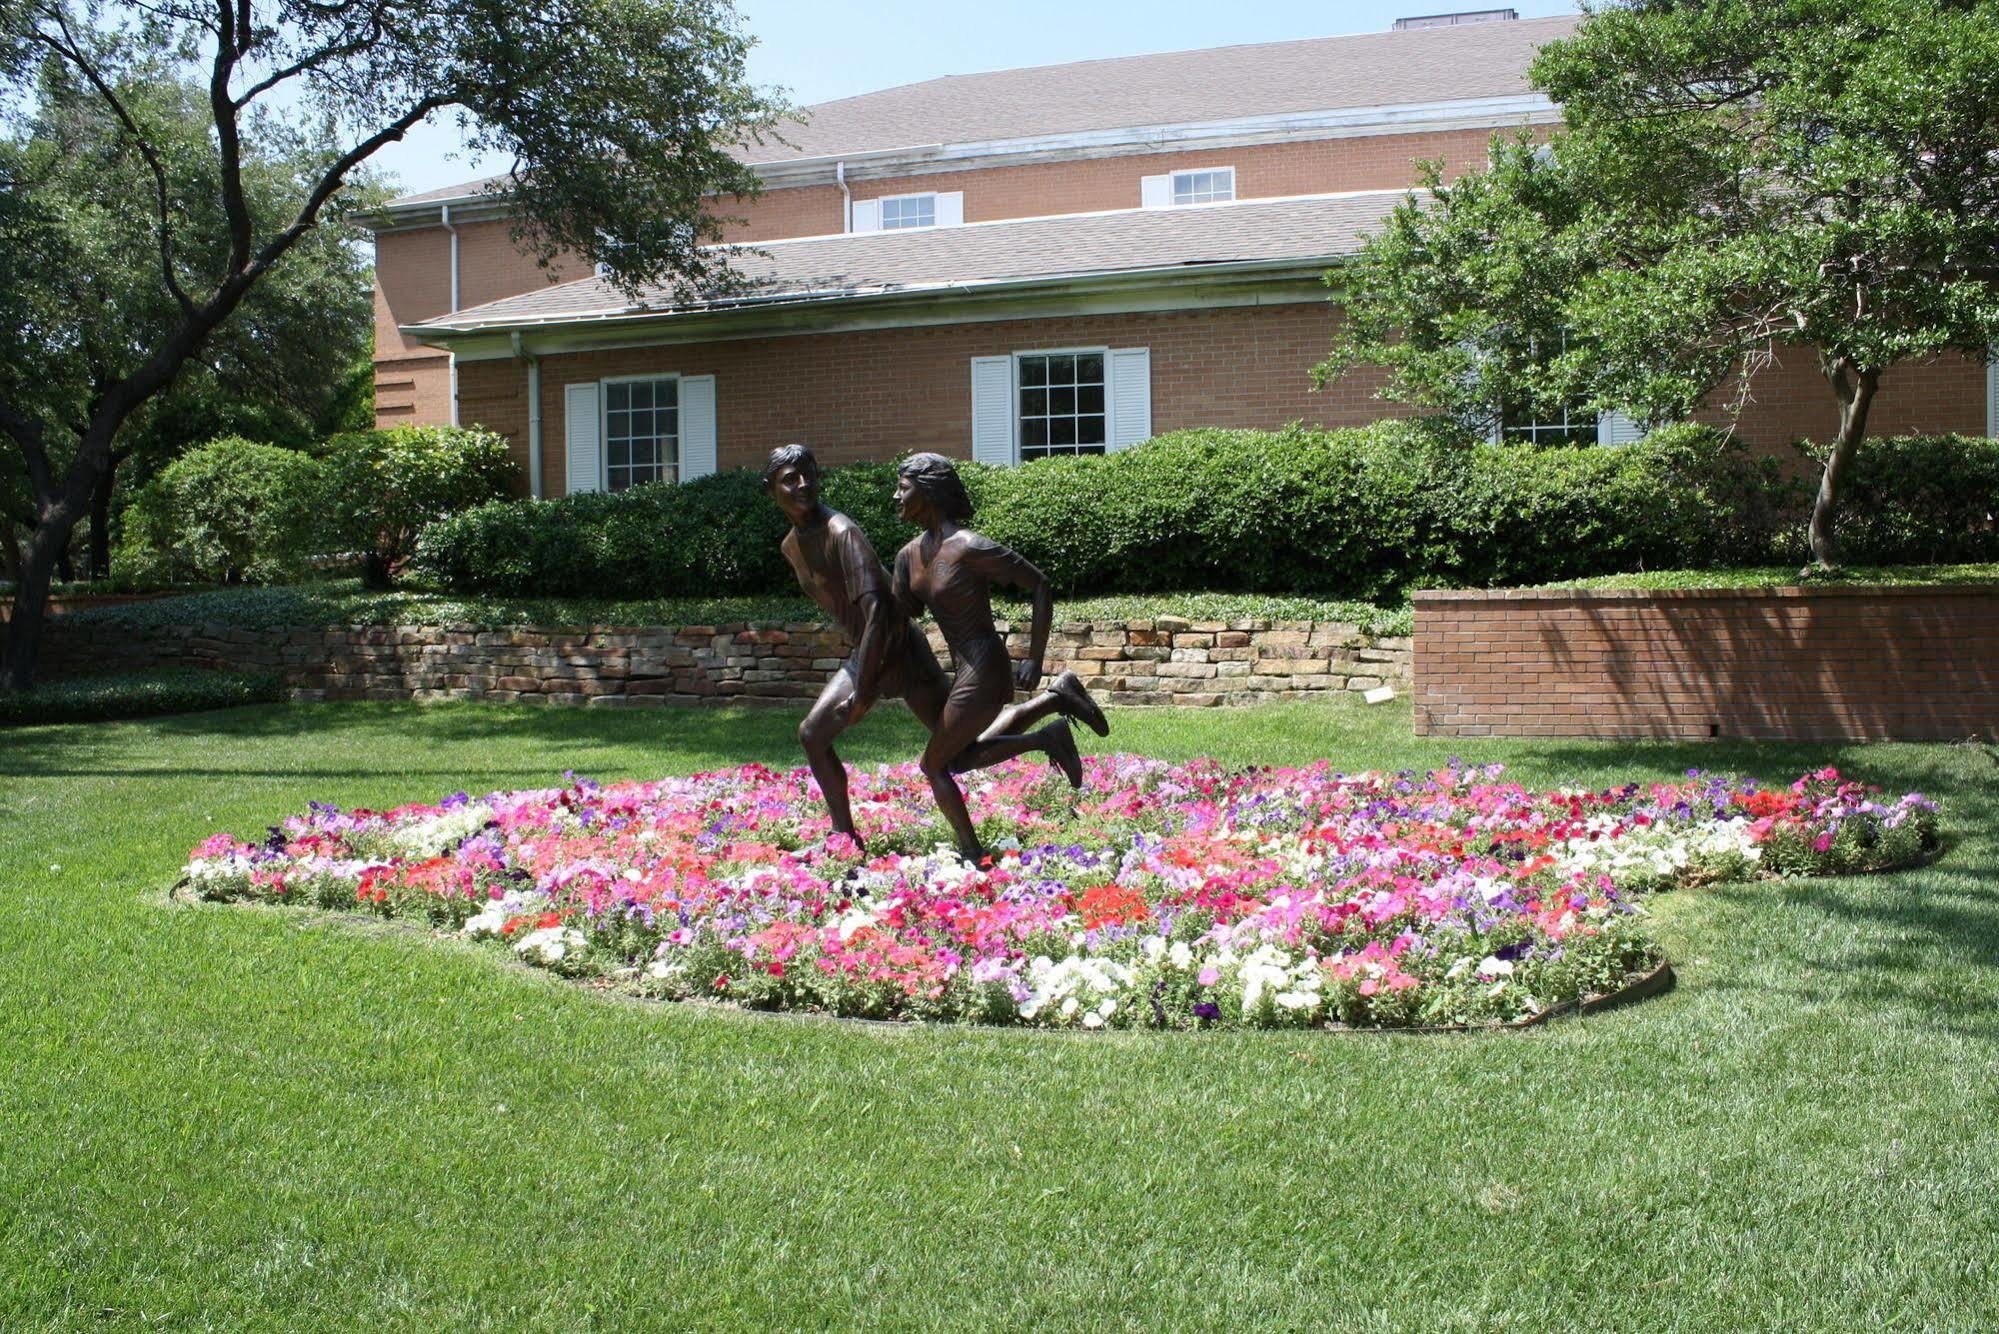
[0,699,926,780]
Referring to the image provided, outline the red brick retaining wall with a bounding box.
[1413,586,1999,741]
[42,617,1410,710]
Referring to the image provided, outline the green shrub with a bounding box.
[320,425,519,588]
[115,437,325,585]
[411,423,1981,600]
[0,668,283,727]
[1824,434,1999,565]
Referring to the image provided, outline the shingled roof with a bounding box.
[384,15,1573,208]
[408,191,1406,333]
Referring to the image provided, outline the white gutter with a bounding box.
[512,331,543,498]
[403,253,1344,341]
[835,160,851,234]
[441,202,462,426]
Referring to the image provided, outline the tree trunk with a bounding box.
[88,460,120,581]
[1805,362,1881,572]
[2,499,83,691]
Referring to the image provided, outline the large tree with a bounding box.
[4,53,381,582]
[1320,0,1999,570]
[0,0,784,689]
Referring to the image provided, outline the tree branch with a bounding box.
[30,6,197,316]
[231,5,392,108]
[0,399,54,503]
[210,0,253,274]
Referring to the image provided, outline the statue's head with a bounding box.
[763,443,821,522]
[762,442,819,489]
[895,452,974,524]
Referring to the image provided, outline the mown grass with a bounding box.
[3,699,1996,1328]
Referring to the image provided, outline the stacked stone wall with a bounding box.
[41,618,1411,709]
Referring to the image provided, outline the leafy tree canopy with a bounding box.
[0,0,788,686]
[1319,0,1999,567]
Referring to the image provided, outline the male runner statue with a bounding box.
[763,444,1107,849]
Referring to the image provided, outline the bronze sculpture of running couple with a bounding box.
[764,444,1109,862]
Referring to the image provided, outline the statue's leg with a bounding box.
[800,665,868,847]
[979,669,1107,741]
[919,674,1013,860]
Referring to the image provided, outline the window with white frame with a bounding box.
[1017,351,1108,460]
[603,377,678,490]
[1171,167,1235,205]
[879,193,937,230]
[1497,392,1598,446]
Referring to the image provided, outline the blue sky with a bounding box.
[370,0,1580,196]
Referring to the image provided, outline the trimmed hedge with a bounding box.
[1828,434,1999,565]
[410,424,1996,600]
[0,668,283,727]
[319,425,519,588]
[117,437,325,586]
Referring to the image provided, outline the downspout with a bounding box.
[441,203,461,426]
[835,160,851,232]
[512,331,543,499]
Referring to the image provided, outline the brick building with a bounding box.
[363,10,1998,498]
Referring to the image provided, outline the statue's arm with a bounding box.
[968,536,1052,692]
[854,589,892,700]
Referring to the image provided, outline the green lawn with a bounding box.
[3,699,1996,1329]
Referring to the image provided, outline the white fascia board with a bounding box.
[412,258,1345,360]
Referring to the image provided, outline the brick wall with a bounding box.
[1695,347,1989,449]
[1412,586,1999,741]
[460,301,1990,494]
[42,617,1411,710]
[715,127,1504,242]
[375,124,1506,423]
[460,303,1405,494]
[372,220,589,429]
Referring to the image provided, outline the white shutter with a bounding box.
[1107,347,1152,451]
[1986,345,1997,437]
[1140,174,1172,209]
[970,356,1015,467]
[564,382,601,494]
[1596,410,1645,446]
[678,375,717,481]
[935,191,964,227]
[850,198,881,233]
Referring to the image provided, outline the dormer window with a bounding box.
[849,191,965,233]
[1141,166,1236,209]
[881,194,936,229]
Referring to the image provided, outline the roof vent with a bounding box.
[1393,9,1519,28]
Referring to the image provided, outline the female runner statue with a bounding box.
[888,452,1108,861]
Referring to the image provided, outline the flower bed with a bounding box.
[183,760,1940,1030]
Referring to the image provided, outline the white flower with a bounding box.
[1081,1012,1104,1029]
[1060,997,1079,1017]
[463,907,509,938]
[1477,956,1514,978]
[1168,941,1194,970]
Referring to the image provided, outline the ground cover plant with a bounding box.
[0,667,281,727]
[4,699,1996,1327]
[186,758,1937,1030]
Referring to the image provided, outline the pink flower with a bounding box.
[1197,967,1220,986]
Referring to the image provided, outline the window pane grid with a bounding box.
[1171,169,1234,205]
[603,377,679,490]
[880,195,936,229]
[1018,353,1107,461]
[1500,399,1596,446]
